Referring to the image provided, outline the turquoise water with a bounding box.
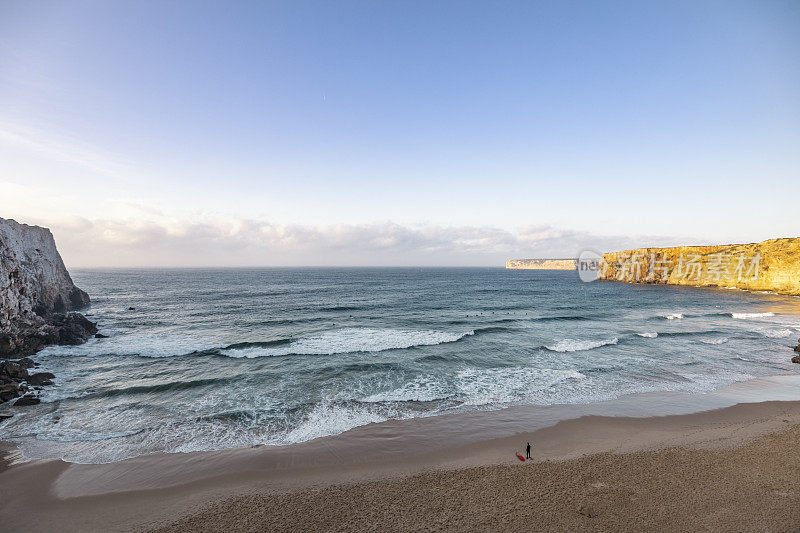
[2,268,799,463]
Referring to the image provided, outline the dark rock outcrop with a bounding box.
[1,360,28,380]
[27,372,55,386]
[0,361,31,403]
[1,217,96,357]
[15,357,35,368]
[13,395,40,406]
[0,382,24,402]
[1,217,96,405]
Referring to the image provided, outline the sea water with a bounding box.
[2,268,798,463]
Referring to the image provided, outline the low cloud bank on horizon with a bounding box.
[6,214,692,268]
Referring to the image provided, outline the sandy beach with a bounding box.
[158,409,800,533]
[2,396,799,532]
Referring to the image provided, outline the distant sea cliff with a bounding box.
[505,259,577,270]
[597,238,800,296]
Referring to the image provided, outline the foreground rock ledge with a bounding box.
[0,217,96,404]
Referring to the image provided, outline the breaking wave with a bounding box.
[221,328,474,358]
[700,337,729,345]
[543,337,618,352]
[750,327,793,339]
[361,367,587,406]
[730,312,775,319]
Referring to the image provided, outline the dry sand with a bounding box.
[1,400,799,532]
[157,426,800,533]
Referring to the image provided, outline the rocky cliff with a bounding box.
[598,238,800,296]
[506,259,577,270]
[0,217,96,358]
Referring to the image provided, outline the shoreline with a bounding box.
[1,374,799,531]
[6,373,800,468]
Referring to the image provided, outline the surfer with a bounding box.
[526,442,531,459]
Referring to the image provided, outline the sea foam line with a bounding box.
[221,327,474,358]
[730,312,775,319]
[543,337,618,353]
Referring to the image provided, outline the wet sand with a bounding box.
[1,398,799,532]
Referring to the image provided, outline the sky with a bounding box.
[1,0,798,267]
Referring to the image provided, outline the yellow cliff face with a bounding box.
[598,238,800,296]
[506,259,577,270]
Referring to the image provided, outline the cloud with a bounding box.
[19,215,687,268]
[0,180,691,267]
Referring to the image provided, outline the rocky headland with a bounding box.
[0,217,96,407]
[506,259,577,270]
[597,238,800,295]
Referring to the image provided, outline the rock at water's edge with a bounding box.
[1,361,28,380]
[13,395,40,406]
[27,372,55,386]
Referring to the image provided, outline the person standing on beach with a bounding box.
[526,442,531,459]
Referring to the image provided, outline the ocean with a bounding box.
[2,268,799,463]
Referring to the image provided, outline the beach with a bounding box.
[2,391,799,532]
[159,404,800,533]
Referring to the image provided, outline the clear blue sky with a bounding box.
[1,1,798,266]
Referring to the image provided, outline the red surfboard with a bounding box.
[516,453,525,462]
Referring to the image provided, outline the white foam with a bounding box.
[700,337,728,345]
[280,402,393,444]
[544,338,618,353]
[362,375,449,403]
[731,312,775,319]
[38,331,213,358]
[637,332,658,338]
[454,367,586,406]
[751,327,793,339]
[663,313,683,320]
[222,328,473,358]
[671,368,754,393]
[363,367,587,407]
